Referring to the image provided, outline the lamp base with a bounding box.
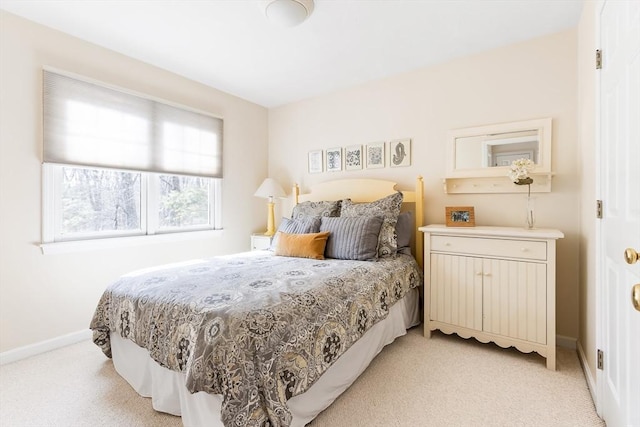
[265,201,276,237]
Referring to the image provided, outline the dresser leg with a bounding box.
[423,324,431,338]
[546,351,556,370]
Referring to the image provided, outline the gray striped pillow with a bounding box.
[270,217,321,250]
[320,216,384,261]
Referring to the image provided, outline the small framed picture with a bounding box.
[308,150,323,174]
[389,138,411,167]
[345,145,363,170]
[366,142,385,169]
[445,206,475,227]
[326,147,342,172]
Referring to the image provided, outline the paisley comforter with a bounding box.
[90,251,421,427]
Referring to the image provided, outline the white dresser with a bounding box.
[419,225,564,370]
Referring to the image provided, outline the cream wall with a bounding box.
[0,10,591,359]
[577,0,598,386]
[269,30,581,339]
[0,12,269,353]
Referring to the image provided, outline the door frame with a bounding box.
[594,0,604,418]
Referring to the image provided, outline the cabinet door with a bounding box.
[430,254,483,331]
[482,259,547,344]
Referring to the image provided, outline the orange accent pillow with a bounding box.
[274,231,330,260]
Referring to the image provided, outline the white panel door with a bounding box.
[598,1,640,426]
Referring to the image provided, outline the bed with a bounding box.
[90,177,424,427]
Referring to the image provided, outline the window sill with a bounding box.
[39,229,224,255]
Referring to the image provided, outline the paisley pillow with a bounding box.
[340,191,403,258]
[291,200,341,219]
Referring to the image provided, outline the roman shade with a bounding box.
[43,70,223,178]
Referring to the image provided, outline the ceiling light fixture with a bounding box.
[265,0,314,27]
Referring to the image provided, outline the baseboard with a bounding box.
[577,341,598,408]
[0,331,585,365]
[0,329,92,366]
[556,334,577,349]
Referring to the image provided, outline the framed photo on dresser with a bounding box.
[445,206,475,227]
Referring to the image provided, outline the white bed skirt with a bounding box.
[111,287,420,427]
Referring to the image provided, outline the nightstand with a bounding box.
[251,233,272,251]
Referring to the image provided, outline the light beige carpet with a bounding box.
[0,327,603,427]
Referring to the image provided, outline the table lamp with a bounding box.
[254,178,286,237]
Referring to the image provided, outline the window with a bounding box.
[156,175,212,230]
[58,166,143,238]
[42,69,223,245]
[44,165,220,242]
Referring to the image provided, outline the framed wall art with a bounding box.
[445,206,476,227]
[390,138,411,167]
[308,150,323,174]
[345,145,363,170]
[366,142,385,169]
[326,147,342,172]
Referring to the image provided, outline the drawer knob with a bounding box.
[483,272,492,277]
[521,247,529,252]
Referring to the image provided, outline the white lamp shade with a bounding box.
[254,178,286,199]
[265,0,314,27]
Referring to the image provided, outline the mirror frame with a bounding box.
[446,118,552,179]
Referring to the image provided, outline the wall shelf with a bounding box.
[443,173,553,194]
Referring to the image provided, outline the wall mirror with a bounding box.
[444,118,552,193]
[446,118,552,178]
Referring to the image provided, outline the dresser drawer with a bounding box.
[430,235,547,261]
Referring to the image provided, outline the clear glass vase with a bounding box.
[525,196,536,229]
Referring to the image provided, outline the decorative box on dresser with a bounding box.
[418,225,564,370]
